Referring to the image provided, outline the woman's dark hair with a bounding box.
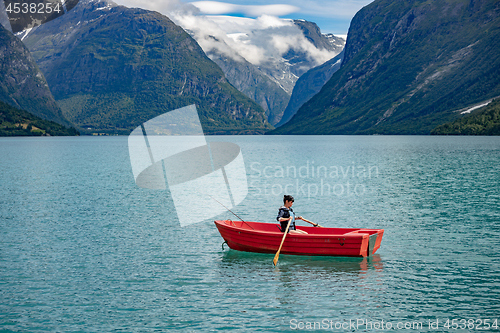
[283,195,294,203]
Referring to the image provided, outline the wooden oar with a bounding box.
[273,218,292,266]
[301,218,324,228]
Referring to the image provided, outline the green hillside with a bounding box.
[0,101,79,136]
[431,99,500,135]
[24,3,271,135]
[272,0,500,135]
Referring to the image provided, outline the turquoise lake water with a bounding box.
[1,136,499,332]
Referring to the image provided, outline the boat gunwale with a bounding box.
[214,220,380,239]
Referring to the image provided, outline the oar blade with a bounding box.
[273,253,280,266]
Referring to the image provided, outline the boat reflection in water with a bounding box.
[216,250,385,313]
[219,250,383,275]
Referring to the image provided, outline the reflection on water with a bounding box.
[215,250,387,316]
[218,249,384,276]
[274,254,383,273]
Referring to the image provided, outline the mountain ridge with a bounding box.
[276,51,344,127]
[22,0,272,135]
[272,0,500,135]
[182,17,345,125]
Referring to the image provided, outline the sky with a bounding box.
[112,0,375,36]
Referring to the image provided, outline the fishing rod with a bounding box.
[207,194,254,230]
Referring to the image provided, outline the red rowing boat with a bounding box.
[214,220,384,257]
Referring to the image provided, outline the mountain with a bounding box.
[431,98,500,135]
[22,0,272,134]
[272,0,500,135]
[276,51,343,127]
[0,24,69,126]
[0,100,78,136]
[207,45,291,126]
[293,20,341,50]
[285,20,344,76]
[278,20,345,92]
[184,18,345,125]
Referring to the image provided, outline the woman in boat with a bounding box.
[277,195,308,234]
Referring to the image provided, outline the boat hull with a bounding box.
[214,220,384,257]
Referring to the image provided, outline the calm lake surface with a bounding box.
[1,136,499,332]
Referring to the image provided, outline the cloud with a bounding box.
[194,0,374,19]
[204,15,290,32]
[172,13,338,66]
[270,33,337,65]
[112,0,341,67]
[170,14,261,64]
[295,0,373,18]
[190,1,300,16]
[115,0,198,14]
[113,0,301,17]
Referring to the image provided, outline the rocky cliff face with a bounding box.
[273,0,500,135]
[22,0,271,134]
[288,20,344,72]
[276,51,343,127]
[0,25,68,125]
[206,43,290,126]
